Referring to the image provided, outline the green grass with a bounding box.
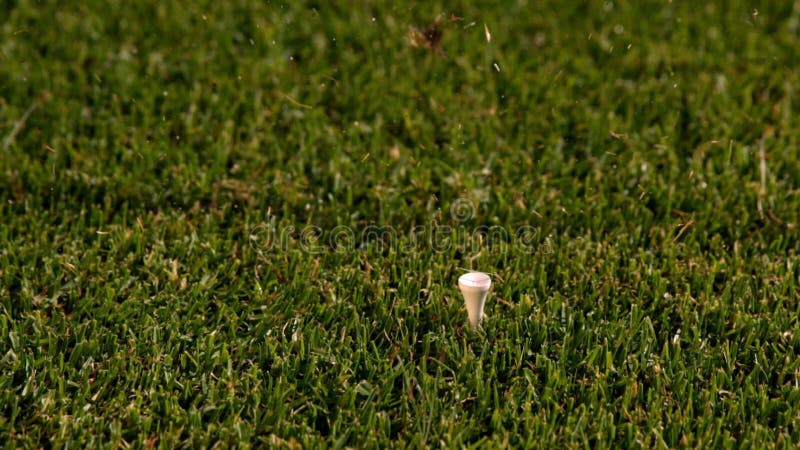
[2,0,800,447]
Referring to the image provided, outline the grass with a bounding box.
[2,0,800,447]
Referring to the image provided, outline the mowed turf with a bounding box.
[2,0,800,447]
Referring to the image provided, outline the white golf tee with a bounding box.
[458,272,491,330]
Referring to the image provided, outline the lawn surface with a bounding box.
[3,0,800,447]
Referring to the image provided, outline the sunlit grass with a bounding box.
[2,1,800,447]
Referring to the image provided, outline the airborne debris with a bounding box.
[408,14,462,56]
